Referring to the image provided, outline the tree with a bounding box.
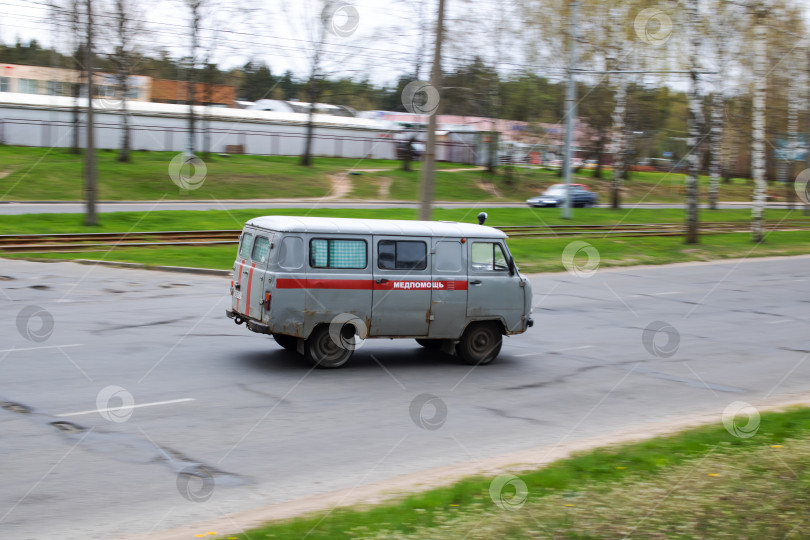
[106,0,144,162]
[750,2,768,243]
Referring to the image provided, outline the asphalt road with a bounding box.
[0,200,800,215]
[1,255,809,539]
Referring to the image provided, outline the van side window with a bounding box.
[239,232,254,259]
[310,238,367,269]
[278,236,304,270]
[252,236,271,264]
[378,240,427,270]
[471,242,509,272]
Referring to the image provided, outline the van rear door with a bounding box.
[370,236,431,336]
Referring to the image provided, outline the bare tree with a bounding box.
[186,0,203,155]
[685,0,704,244]
[750,2,768,243]
[107,0,144,162]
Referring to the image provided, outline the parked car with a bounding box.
[526,183,599,208]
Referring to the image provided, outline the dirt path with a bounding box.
[138,391,810,540]
[378,177,392,198]
[477,179,502,198]
[324,173,353,199]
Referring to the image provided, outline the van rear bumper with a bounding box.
[227,309,270,334]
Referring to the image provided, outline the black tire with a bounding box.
[455,322,502,366]
[415,338,443,349]
[273,333,299,352]
[303,325,353,368]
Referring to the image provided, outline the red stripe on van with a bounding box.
[276,278,372,290]
[245,262,256,314]
[235,258,246,312]
[275,279,468,291]
[373,280,469,291]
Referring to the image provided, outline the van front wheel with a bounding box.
[456,322,502,365]
[304,325,353,368]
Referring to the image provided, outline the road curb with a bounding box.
[72,259,231,276]
[2,256,229,276]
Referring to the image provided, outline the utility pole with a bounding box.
[751,2,767,243]
[187,0,200,156]
[418,0,445,221]
[561,0,579,220]
[684,0,702,244]
[85,0,97,226]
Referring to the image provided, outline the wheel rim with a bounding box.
[312,330,350,367]
[469,327,496,359]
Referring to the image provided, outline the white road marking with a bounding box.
[0,344,83,354]
[514,345,596,357]
[56,398,196,418]
[766,319,791,325]
[649,291,681,296]
[557,345,596,352]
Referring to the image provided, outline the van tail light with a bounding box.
[264,292,272,311]
[230,280,234,295]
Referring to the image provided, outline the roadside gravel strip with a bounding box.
[128,392,810,540]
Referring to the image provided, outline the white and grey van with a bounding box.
[226,216,533,368]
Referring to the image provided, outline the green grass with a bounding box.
[1,207,807,235]
[0,145,793,203]
[2,208,808,272]
[217,407,810,539]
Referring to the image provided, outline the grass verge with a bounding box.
[216,407,810,539]
[1,208,808,273]
[0,145,796,203]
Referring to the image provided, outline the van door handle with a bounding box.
[375,278,389,284]
[470,280,482,285]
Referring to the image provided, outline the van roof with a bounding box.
[246,216,508,239]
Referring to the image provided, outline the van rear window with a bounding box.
[239,232,254,259]
[310,239,367,269]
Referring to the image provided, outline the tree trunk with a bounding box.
[487,131,498,174]
[118,71,130,162]
[71,82,81,154]
[685,0,702,244]
[708,90,723,210]
[751,8,767,242]
[300,80,318,167]
[610,77,627,209]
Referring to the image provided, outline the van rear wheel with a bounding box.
[273,333,298,352]
[456,322,502,365]
[304,325,353,368]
